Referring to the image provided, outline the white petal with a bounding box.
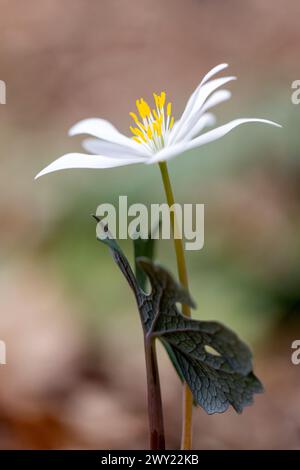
[182,77,236,120]
[35,153,145,179]
[69,118,147,154]
[171,111,216,145]
[174,91,230,143]
[170,91,230,144]
[169,119,180,135]
[176,70,232,130]
[201,89,232,114]
[169,77,236,144]
[180,113,216,142]
[200,63,229,86]
[148,118,281,164]
[82,138,148,158]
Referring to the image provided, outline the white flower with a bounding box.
[35,64,280,179]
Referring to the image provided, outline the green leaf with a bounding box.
[159,337,186,382]
[133,234,156,292]
[98,230,263,415]
[132,224,184,382]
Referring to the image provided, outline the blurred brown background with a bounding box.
[0,0,300,449]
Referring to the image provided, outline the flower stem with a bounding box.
[159,161,193,450]
[144,337,165,450]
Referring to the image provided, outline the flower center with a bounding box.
[129,92,174,151]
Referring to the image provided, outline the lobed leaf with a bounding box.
[97,228,263,415]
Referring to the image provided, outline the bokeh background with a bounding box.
[0,0,300,449]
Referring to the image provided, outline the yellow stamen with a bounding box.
[153,93,159,109]
[142,99,151,118]
[130,91,174,145]
[130,112,145,129]
[136,98,151,119]
[130,126,146,142]
[152,109,159,121]
[129,112,138,122]
[155,117,163,137]
[136,99,146,119]
[159,92,166,109]
[147,127,153,139]
[136,99,141,115]
[130,126,139,136]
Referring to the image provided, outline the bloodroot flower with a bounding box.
[35,63,280,179]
